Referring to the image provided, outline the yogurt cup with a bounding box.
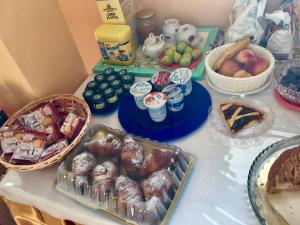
[170,68,192,96]
[151,71,171,91]
[143,92,168,122]
[130,81,152,110]
[162,84,184,112]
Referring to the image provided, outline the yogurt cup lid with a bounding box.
[162,84,182,98]
[170,68,192,84]
[130,81,152,96]
[143,92,167,108]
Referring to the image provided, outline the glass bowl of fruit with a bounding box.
[274,59,300,105]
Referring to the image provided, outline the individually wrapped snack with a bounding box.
[18,102,63,143]
[39,139,68,162]
[0,127,23,161]
[10,130,48,164]
[60,112,84,140]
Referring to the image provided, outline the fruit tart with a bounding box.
[220,102,266,134]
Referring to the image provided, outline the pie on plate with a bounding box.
[220,102,266,134]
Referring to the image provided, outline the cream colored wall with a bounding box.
[0,0,88,114]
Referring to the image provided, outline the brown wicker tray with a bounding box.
[0,94,91,171]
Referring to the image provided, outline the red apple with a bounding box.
[245,57,269,75]
[219,60,240,77]
[233,70,252,78]
[235,49,255,64]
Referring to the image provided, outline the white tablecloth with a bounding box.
[0,75,299,225]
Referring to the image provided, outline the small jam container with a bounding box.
[130,81,152,110]
[104,88,119,105]
[103,67,115,77]
[94,74,105,84]
[170,68,192,96]
[111,79,123,97]
[86,81,98,91]
[107,74,117,83]
[82,89,95,106]
[151,71,171,91]
[162,84,184,112]
[122,74,135,91]
[99,82,110,93]
[143,92,168,122]
[118,69,128,78]
[92,94,106,112]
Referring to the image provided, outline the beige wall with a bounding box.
[0,0,88,114]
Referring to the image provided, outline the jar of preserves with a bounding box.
[104,88,119,105]
[99,82,110,93]
[0,108,8,127]
[111,79,123,97]
[122,74,135,91]
[83,89,95,106]
[86,81,98,91]
[92,94,106,112]
[107,74,117,83]
[94,74,105,84]
[136,9,160,43]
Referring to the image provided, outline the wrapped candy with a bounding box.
[18,102,63,143]
[0,128,23,161]
[39,139,69,161]
[60,112,84,140]
[10,130,48,164]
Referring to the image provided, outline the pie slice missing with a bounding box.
[220,103,266,134]
[267,146,300,194]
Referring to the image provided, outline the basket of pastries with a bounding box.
[0,94,91,171]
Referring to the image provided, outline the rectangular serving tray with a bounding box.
[54,124,195,225]
[92,27,219,80]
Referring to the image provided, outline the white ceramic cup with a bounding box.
[130,81,152,110]
[170,68,193,96]
[143,92,168,122]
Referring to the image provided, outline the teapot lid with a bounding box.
[136,9,156,19]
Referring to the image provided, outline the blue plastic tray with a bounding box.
[118,81,212,141]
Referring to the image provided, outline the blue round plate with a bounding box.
[118,81,212,141]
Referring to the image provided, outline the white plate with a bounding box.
[206,75,271,96]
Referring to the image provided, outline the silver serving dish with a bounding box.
[248,135,300,225]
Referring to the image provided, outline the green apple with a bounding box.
[176,42,188,54]
[161,55,173,66]
[191,49,201,60]
[173,52,182,63]
[184,46,192,54]
[179,57,191,67]
[182,53,192,61]
[165,48,175,57]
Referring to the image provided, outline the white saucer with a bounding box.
[206,76,271,95]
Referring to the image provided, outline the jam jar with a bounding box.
[94,74,105,84]
[122,74,135,91]
[136,9,160,43]
[92,94,106,112]
[107,74,117,83]
[104,88,119,105]
[118,69,128,78]
[86,81,98,91]
[111,80,123,97]
[98,82,110,93]
[83,89,95,106]
[103,67,115,77]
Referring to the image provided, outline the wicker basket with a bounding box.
[0,94,91,171]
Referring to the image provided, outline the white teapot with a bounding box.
[143,33,165,59]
